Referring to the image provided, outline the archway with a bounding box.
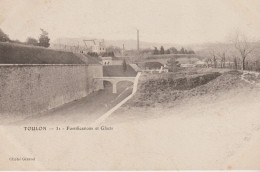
[103,80,113,93]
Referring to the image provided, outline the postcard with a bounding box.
[0,0,260,170]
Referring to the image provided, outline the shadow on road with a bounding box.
[8,82,133,126]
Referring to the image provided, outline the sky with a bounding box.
[1,0,260,45]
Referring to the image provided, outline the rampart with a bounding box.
[0,64,103,116]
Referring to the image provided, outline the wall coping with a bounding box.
[0,64,88,67]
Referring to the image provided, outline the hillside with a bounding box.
[0,42,85,64]
[127,68,253,108]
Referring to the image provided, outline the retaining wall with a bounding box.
[87,64,104,91]
[0,64,103,115]
[112,60,123,65]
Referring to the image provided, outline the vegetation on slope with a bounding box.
[0,42,85,64]
[128,69,252,107]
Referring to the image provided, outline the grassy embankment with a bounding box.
[127,68,255,108]
[0,42,85,64]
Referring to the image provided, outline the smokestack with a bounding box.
[122,44,125,55]
[137,29,139,52]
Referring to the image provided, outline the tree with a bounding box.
[110,51,115,57]
[0,28,10,42]
[169,47,178,54]
[188,50,195,54]
[209,50,218,68]
[205,58,212,68]
[180,47,185,54]
[232,32,254,70]
[160,46,165,54]
[122,59,127,72]
[26,37,38,46]
[140,48,153,56]
[106,46,121,55]
[166,58,180,72]
[153,47,159,55]
[38,28,50,48]
[13,39,22,44]
[233,56,238,70]
[216,49,227,68]
[165,49,170,54]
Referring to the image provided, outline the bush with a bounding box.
[144,62,163,69]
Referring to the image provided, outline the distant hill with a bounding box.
[51,37,183,50]
[51,37,260,54]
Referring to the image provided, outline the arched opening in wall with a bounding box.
[103,80,113,92]
[116,80,134,95]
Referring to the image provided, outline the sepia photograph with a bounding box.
[0,0,260,170]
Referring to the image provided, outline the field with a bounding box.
[0,42,85,64]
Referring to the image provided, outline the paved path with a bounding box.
[93,72,141,126]
[10,83,133,126]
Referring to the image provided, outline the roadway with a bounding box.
[10,82,133,126]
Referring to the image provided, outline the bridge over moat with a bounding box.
[94,76,136,94]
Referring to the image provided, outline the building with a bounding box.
[92,44,105,54]
[83,39,106,54]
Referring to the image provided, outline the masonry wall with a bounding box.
[112,60,123,65]
[87,64,104,92]
[0,64,103,115]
